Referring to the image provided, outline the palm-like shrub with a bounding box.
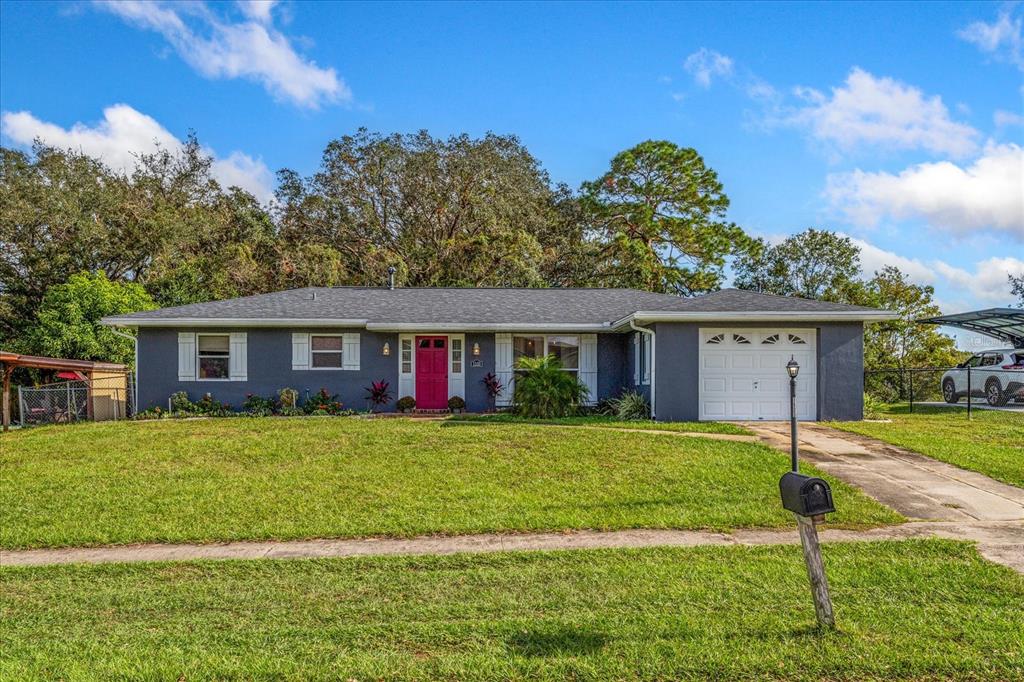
[611,391,650,420]
[512,355,589,418]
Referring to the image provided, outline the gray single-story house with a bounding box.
[101,287,895,421]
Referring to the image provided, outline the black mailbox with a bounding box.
[779,472,835,517]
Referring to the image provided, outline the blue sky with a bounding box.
[1,0,1021,346]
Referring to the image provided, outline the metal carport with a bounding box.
[918,308,1024,348]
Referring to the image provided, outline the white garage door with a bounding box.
[699,328,817,421]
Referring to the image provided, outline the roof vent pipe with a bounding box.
[387,266,397,290]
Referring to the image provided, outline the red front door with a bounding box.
[415,336,448,409]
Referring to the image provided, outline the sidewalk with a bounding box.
[3,520,1021,572]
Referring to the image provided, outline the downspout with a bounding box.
[629,319,656,419]
[108,327,137,411]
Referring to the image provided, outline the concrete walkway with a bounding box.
[744,421,1024,522]
[3,520,1021,572]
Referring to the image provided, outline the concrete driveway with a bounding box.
[744,421,1024,523]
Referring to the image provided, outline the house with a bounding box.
[100,287,896,421]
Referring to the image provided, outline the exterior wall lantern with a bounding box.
[382,342,391,357]
[778,354,837,630]
[472,342,481,356]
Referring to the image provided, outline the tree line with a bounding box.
[3,128,1010,369]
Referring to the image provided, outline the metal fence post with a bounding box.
[909,370,914,413]
[17,385,24,427]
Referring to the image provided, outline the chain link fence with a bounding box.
[865,365,1024,417]
[16,372,135,426]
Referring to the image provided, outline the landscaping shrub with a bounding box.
[303,388,347,415]
[242,394,277,417]
[481,372,503,411]
[365,380,393,412]
[170,391,193,412]
[278,387,299,410]
[611,391,651,420]
[512,355,589,418]
[396,396,416,412]
[448,395,466,412]
[863,392,886,420]
[193,394,233,416]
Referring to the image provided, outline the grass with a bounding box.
[2,540,1021,680]
[0,418,899,549]
[832,405,1024,488]
[446,413,753,435]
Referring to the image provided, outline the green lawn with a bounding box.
[0,418,898,549]
[832,405,1024,488]
[2,540,1021,681]
[447,413,753,434]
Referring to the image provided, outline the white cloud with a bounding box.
[958,5,1023,71]
[0,104,274,202]
[826,143,1024,240]
[785,68,980,157]
[932,256,1024,304]
[237,0,277,24]
[845,236,1024,309]
[683,48,733,88]
[94,0,347,108]
[994,108,1024,128]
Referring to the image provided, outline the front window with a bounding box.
[401,338,413,374]
[311,335,343,368]
[197,334,230,379]
[546,336,579,372]
[513,335,579,372]
[638,333,652,385]
[451,338,463,374]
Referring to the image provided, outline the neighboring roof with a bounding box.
[0,352,126,372]
[919,308,1024,349]
[101,287,895,330]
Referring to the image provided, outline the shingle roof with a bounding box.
[102,287,892,328]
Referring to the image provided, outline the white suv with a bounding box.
[942,349,1024,407]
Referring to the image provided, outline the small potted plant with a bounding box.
[448,395,466,414]
[396,396,416,413]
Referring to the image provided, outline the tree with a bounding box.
[581,140,754,295]
[734,228,860,301]
[1010,273,1024,308]
[276,128,587,288]
[847,266,961,370]
[20,271,156,365]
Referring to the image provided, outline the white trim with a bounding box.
[103,317,371,328]
[195,333,232,382]
[305,333,344,371]
[448,334,465,400]
[629,321,656,418]
[369,323,611,332]
[613,310,898,327]
[342,333,360,371]
[397,334,415,400]
[579,334,597,405]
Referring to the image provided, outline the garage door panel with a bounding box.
[699,328,817,421]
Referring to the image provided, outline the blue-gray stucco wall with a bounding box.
[138,328,399,412]
[651,321,865,422]
[138,329,632,413]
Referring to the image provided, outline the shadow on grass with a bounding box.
[506,627,608,657]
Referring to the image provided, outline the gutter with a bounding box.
[612,310,899,328]
[629,319,656,420]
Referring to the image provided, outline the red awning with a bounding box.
[56,371,87,380]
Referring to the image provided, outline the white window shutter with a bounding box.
[580,334,598,405]
[342,333,361,370]
[292,333,310,370]
[633,333,640,385]
[495,333,513,407]
[177,332,196,381]
[229,332,247,381]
